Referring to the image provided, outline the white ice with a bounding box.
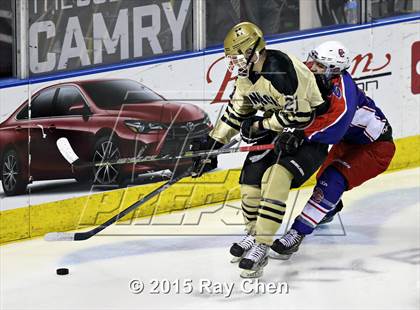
[1,168,419,310]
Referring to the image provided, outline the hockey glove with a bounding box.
[191,136,223,178]
[240,116,271,144]
[275,128,305,156]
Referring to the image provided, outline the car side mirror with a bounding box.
[69,102,90,116]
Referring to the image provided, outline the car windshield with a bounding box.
[82,80,164,108]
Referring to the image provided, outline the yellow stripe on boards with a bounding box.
[1,135,419,244]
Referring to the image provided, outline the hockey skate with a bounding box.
[319,214,335,225]
[319,200,344,226]
[238,243,269,278]
[270,229,305,260]
[230,233,255,263]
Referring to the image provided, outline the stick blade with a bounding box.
[44,232,75,241]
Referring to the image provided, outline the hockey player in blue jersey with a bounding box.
[270,41,396,259]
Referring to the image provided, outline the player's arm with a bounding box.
[209,80,257,144]
[193,81,256,177]
[259,52,322,131]
[262,100,314,131]
[304,76,356,144]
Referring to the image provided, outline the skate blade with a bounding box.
[269,250,292,260]
[230,256,242,263]
[240,268,264,278]
[318,217,334,226]
[239,256,268,278]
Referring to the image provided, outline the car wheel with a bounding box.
[1,148,28,196]
[92,136,122,185]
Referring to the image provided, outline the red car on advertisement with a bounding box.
[0,79,212,196]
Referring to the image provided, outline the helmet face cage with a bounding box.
[307,46,349,79]
[225,54,248,72]
[225,50,260,75]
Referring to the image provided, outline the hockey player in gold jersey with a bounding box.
[193,22,329,278]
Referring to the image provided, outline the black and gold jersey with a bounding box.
[210,50,324,144]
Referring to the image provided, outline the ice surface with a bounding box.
[1,168,419,310]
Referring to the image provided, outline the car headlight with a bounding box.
[125,120,166,133]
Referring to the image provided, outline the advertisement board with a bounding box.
[0,16,418,214]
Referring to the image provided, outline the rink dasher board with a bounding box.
[0,15,419,243]
[1,139,419,246]
[1,14,418,136]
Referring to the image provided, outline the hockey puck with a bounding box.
[56,268,69,275]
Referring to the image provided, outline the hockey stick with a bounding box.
[44,169,191,241]
[44,138,243,241]
[56,137,275,168]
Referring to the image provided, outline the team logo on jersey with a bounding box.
[247,92,278,108]
[332,85,342,98]
[312,187,324,204]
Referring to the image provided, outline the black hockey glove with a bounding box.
[275,128,305,156]
[191,136,223,178]
[240,116,271,144]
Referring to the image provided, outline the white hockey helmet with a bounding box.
[307,41,351,77]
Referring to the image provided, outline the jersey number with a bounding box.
[284,95,298,113]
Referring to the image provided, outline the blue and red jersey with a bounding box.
[304,71,390,145]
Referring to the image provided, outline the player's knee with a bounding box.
[313,166,347,205]
[261,164,293,201]
[241,184,260,199]
[318,166,347,190]
[241,184,260,205]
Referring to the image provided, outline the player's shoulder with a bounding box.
[262,49,298,94]
[263,50,298,74]
[341,71,356,84]
[340,71,365,94]
[330,72,355,93]
[330,72,365,109]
